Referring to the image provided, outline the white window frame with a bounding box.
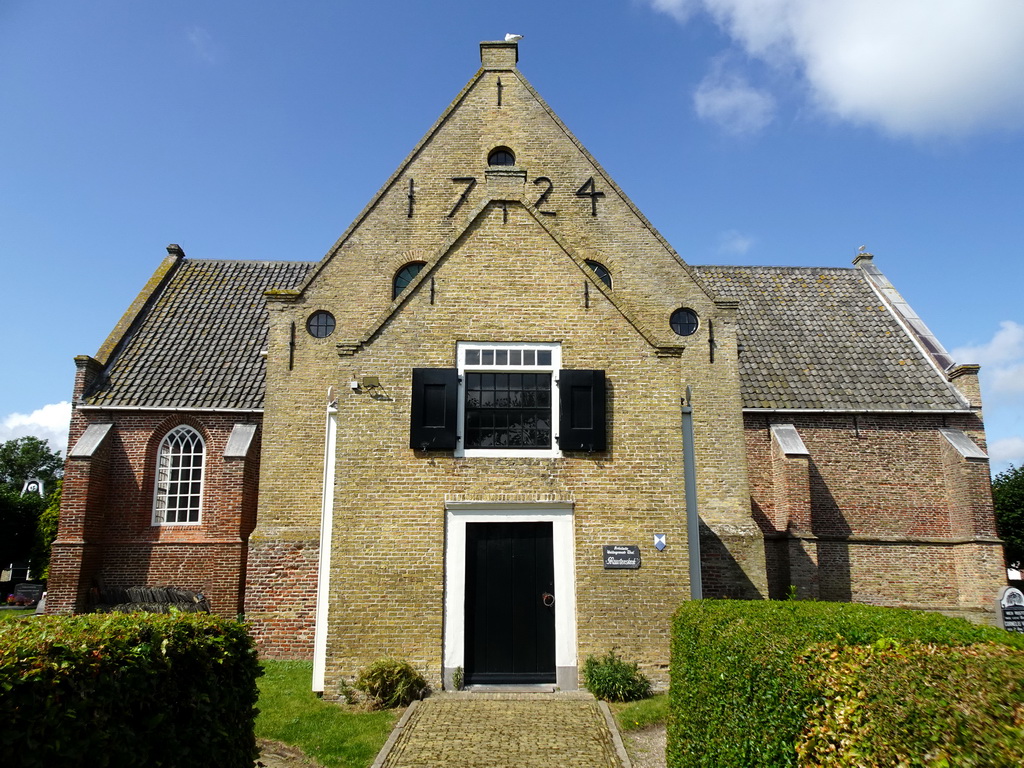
[152,425,205,526]
[456,341,561,459]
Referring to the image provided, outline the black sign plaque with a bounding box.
[603,545,641,570]
[1000,587,1024,633]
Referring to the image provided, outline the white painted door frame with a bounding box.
[443,501,577,689]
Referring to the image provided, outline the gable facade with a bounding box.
[48,41,1006,694]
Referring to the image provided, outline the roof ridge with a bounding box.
[692,264,858,273]
[178,258,317,267]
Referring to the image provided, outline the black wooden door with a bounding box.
[465,521,556,684]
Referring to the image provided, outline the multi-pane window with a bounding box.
[465,372,551,448]
[410,347,606,454]
[153,425,205,525]
[393,262,426,299]
[487,147,516,166]
[306,310,336,338]
[457,343,560,457]
[585,260,612,288]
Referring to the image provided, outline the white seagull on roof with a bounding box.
[505,33,523,42]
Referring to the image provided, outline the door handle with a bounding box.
[541,592,555,607]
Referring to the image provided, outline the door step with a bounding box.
[465,684,557,693]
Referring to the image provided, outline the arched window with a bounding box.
[393,262,426,299]
[153,425,205,525]
[488,147,516,166]
[585,260,612,288]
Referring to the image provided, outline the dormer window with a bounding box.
[488,147,516,166]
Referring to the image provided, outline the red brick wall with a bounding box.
[244,540,319,658]
[47,405,261,617]
[745,412,1005,612]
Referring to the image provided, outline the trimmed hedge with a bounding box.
[0,612,261,768]
[796,640,1024,766]
[668,600,1024,768]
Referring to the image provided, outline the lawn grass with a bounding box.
[610,693,670,731]
[256,660,397,768]
[0,608,35,621]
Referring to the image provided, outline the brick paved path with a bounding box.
[374,692,628,768]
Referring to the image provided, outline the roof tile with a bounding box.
[85,260,313,410]
[692,265,963,410]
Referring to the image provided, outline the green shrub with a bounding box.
[582,650,651,702]
[796,640,1024,767]
[354,658,426,708]
[0,612,261,768]
[668,600,1024,768]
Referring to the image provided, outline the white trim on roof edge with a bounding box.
[855,256,968,407]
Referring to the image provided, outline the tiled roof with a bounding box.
[85,260,314,410]
[85,259,963,412]
[691,265,964,410]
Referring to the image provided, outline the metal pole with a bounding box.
[681,386,703,600]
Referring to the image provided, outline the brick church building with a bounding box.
[48,41,1006,693]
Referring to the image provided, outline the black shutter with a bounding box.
[410,368,459,451]
[558,369,606,452]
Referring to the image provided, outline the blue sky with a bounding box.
[2,1,1022,473]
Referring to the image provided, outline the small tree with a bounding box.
[33,480,63,579]
[0,435,64,492]
[0,437,64,576]
[0,485,46,573]
[992,464,1024,567]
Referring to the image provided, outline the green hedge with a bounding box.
[796,640,1024,766]
[0,612,261,768]
[668,600,1024,768]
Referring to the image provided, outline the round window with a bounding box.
[306,310,336,339]
[670,308,699,337]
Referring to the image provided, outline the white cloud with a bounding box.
[647,0,700,23]
[951,322,1024,474]
[952,320,1024,368]
[650,0,1024,138]
[187,26,218,64]
[952,321,1024,394]
[718,229,754,255]
[694,67,776,135]
[992,364,1024,396]
[1,402,72,456]
[990,437,1024,469]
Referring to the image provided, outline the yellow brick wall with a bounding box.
[248,44,766,692]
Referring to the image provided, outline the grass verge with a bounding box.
[610,693,669,731]
[257,660,396,768]
[0,608,35,621]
